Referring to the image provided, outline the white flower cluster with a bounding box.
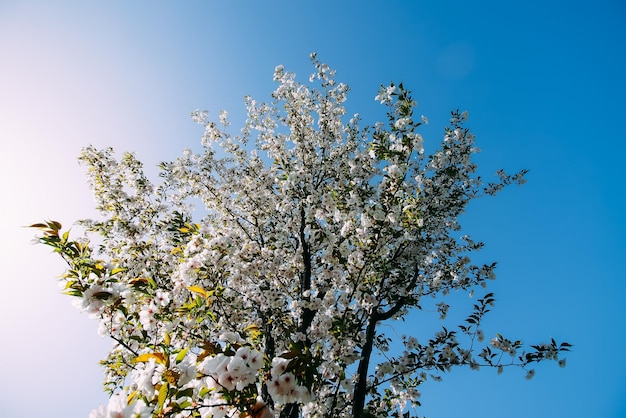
[200,347,263,392]
[267,358,311,405]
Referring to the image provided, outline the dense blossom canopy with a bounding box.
[32,54,569,418]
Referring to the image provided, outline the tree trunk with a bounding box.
[352,312,378,417]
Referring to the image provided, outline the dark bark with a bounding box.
[279,403,300,418]
[352,311,378,418]
[352,298,406,417]
[262,316,276,408]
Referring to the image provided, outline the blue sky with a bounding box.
[1,1,624,417]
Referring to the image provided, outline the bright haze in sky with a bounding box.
[0,1,624,417]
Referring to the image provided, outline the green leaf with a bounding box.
[63,290,83,297]
[280,350,300,359]
[176,387,194,399]
[157,382,169,410]
[175,347,190,364]
[92,291,112,300]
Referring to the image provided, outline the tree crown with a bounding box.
[32,54,569,418]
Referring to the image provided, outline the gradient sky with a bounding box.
[1,1,624,417]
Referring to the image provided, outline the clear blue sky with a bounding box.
[1,1,624,417]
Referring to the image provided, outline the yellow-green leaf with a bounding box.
[187,285,208,298]
[147,276,157,289]
[126,390,138,404]
[175,347,190,364]
[157,382,169,410]
[134,352,166,365]
[244,324,262,340]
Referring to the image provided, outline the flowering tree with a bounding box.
[32,54,570,418]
